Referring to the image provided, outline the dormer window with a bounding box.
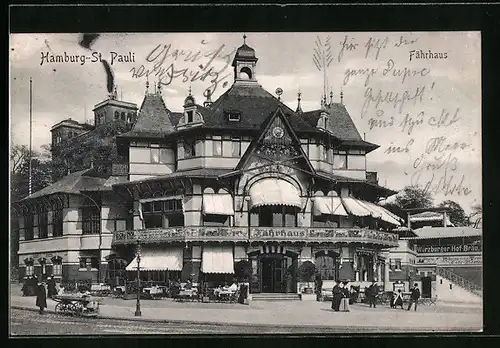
[226,111,241,122]
[187,110,194,123]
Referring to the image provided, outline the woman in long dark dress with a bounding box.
[35,281,47,314]
[46,276,57,298]
[331,282,343,311]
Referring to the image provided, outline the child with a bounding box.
[394,289,404,309]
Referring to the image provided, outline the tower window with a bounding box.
[121,112,126,121]
[114,111,119,120]
[187,111,194,123]
[239,67,252,80]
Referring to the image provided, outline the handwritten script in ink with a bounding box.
[316,33,478,200]
[130,40,236,95]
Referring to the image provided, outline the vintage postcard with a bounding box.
[9,32,482,335]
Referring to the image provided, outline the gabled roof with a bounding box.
[411,226,482,239]
[316,172,398,197]
[201,83,312,131]
[326,103,364,141]
[224,105,316,177]
[20,169,107,201]
[114,168,232,187]
[118,93,175,139]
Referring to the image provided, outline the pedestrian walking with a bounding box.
[35,279,47,314]
[367,280,379,308]
[407,283,421,311]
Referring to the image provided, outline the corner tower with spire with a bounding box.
[232,34,259,85]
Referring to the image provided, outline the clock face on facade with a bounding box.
[272,126,284,139]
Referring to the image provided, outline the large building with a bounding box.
[387,208,482,303]
[12,37,404,295]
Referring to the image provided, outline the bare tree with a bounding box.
[468,204,482,228]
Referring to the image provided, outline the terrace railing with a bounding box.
[436,266,483,298]
[112,227,399,247]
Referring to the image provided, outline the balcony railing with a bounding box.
[112,227,399,246]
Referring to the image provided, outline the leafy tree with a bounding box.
[438,200,468,227]
[394,185,433,210]
[50,120,128,181]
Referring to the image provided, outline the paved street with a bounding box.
[9,308,479,335]
[10,284,482,334]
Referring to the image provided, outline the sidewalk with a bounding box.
[10,290,482,331]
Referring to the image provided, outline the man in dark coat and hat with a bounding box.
[35,279,47,314]
[407,283,421,311]
[367,280,379,308]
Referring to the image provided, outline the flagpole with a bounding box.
[29,77,33,197]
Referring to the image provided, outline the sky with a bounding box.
[9,32,481,213]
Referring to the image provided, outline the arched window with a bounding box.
[24,258,34,277]
[239,67,252,79]
[107,258,127,286]
[121,112,126,121]
[51,256,63,277]
[114,111,119,120]
[315,254,338,281]
[127,113,132,123]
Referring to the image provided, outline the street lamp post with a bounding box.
[135,240,142,317]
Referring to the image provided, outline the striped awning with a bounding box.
[201,245,234,274]
[341,197,401,226]
[126,247,183,271]
[313,196,349,216]
[359,201,402,226]
[248,178,301,209]
[202,194,234,215]
[341,197,372,217]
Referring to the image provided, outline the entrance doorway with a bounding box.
[421,276,432,298]
[260,255,286,293]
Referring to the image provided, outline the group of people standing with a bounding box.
[22,275,59,314]
[330,280,421,312]
[331,281,351,312]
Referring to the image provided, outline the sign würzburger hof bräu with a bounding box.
[416,244,481,253]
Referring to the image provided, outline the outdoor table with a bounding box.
[143,286,166,299]
[175,289,198,302]
[214,289,237,303]
[53,294,101,317]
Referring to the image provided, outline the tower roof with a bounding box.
[120,93,176,138]
[232,42,258,66]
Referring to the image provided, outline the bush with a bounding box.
[297,261,316,283]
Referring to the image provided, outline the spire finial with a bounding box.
[145,74,150,94]
[204,88,213,108]
[243,33,247,44]
[296,88,303,113]
[188,84,192,96]
[157,81,162,95]
[330,90,333,105]
[340,86,344,105]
